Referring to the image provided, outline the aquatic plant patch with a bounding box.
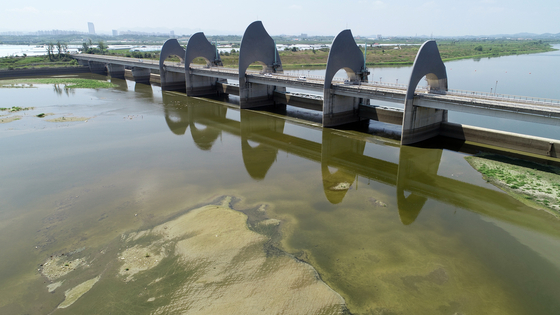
[0,78,116,89]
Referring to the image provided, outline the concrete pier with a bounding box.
[131,67,151,85]
[106,64,125,79]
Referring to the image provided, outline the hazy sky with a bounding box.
[1,0,559,37]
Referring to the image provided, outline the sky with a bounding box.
[1,0,559,37]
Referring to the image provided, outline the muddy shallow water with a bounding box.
[1,75,560,314]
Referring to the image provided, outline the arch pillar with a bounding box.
[159,39,186,91]
[184,32,225,96]
[401,40,448,145]
[323,30,369,127]
[238,21,285,109]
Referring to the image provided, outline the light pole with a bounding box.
[494,80,498,95]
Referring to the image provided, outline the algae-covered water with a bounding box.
[1,74,560,314]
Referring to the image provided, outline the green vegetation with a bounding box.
[466,153,560,216]
[209,39,555,68]
[0,55,78,70]
[0,78,116,89]
[0,106,34,112]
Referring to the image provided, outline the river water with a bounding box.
[1,47,560,314]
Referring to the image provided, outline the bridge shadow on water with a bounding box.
[159,92,551,229]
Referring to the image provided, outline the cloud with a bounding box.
[8,6,39,13]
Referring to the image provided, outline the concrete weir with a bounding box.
[67,20,560,161]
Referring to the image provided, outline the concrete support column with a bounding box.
[131,67,151,85]
[161,71,186,92]
[323,90,364,127]
[402,101,447,144]
[88,61,107,75]
[186,74,221,96]
[107,64,125,79]
[240,81,283,109]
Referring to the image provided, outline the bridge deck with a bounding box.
[72,54,560,124]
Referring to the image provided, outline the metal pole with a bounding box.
[495,80,498,95]
[364,41,367,71]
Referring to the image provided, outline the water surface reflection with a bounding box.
[161,92,548,229]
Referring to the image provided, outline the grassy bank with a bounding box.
[0,55,78,70]
[0,78,116,89]
[466,153,560,217]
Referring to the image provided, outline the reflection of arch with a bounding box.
[321,164,356,204]
[320,128,364,204]
[396,145,443,225]
[159,39,186,91]
[401,40,448,145]
[189,103,227,151]
[323,30,368,127]
[184,32,224,96]
[241,140,278,180]
[240,111,284,180]
[238,21,284,108]
[162,92,189,135]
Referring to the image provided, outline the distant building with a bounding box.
[112,30,118,36]
[170,30,175,38]
[301,33,307,38]
[376,34,382,40]
[88,22,95,35]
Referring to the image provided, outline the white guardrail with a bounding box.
[75,56,560,106]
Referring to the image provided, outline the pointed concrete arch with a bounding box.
[159,39,186,91]
[183,32,224,96]
[323,30,369,127]
[184,32,222,67]
[238,21,285,109]
[401,40,448,145]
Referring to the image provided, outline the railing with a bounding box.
[443,89,560,106]
[73,55,560,107]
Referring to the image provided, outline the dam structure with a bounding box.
[72,21,560,160]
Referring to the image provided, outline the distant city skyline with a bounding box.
[1,0,559,37]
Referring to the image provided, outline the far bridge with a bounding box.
[72,21,560,160]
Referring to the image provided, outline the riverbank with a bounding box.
[227,40,557,68]
[466,153,560,218]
